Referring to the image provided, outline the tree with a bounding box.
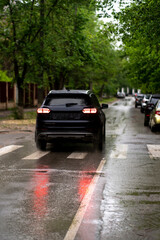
[0,0,98,107]
[117,0,160,93]
[0,0,128,113]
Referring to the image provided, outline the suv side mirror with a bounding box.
[101,103,108,109]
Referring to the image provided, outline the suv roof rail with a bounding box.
[48,89,92,95]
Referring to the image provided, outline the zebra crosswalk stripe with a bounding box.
[147,145,160,158]
[0,145,23,157]
[22,151,50,160]
[67,152,88,159]
[2,144,160,160]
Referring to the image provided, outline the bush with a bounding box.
[12,107,24,119]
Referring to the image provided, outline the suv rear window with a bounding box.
[45,94,91,106]
[151,98,160,104]
[137,94,143,97]
[145,95,150,99]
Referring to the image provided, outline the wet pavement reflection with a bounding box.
[32,165,49,218]
[0,97,160,240]
[76,97,160,240]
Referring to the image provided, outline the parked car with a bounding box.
[135,93,144,108]
[35,90,108,151]
[149,99,160,132]
[117,92,125,98]
[140,94,151,113]
[144,94,160,126]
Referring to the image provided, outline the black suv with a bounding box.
[35,90,108,150]
[144,94,160,126]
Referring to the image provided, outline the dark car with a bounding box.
[35,90,108,151]
[144,94,160,126]
[135,93,144,108]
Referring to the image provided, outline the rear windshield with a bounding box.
[145,95,150,99]
[45,94,91,106]
[151,98,160,104]
[137,95,143,98]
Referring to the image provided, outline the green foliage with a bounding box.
[12,107,24,120]
[0,0,128,102]
[0,70,12,82]
[117,0,160,93]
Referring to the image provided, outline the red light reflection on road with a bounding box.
[78,172,95,201]
[32,165,49,218]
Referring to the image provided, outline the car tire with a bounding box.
[151,125,156,132]
[141,107,144,113]
[36,139,46,150]
[144,120,148,126]
[98,130,103,151]
[94,127,104,151]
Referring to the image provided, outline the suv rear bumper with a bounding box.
[36,131,94,142]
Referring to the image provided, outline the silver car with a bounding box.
[140,94,151,113]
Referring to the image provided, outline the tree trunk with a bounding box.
[89,81,93,90]
[99,84,105,99]
[15,77,24,119]
[38,0,45,106]
[37,88,45,106]
[54,72,65,90]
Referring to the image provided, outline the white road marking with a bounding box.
[147,145,160,158]
[110,144,128,159]
[0,169,103,174]
[0,145,23,157]
[67,152,88,159]
[22,151,50,160]
[63,158,106,240]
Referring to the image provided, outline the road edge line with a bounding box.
[63,158,106,240]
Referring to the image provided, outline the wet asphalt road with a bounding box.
[0,97,160,240]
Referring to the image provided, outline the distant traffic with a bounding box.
[134,93,160,132]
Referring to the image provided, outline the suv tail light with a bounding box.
[82,108,97,114]
[155,111,160,116]
[37,108,50,114]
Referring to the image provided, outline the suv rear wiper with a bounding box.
[66,103,78,107]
